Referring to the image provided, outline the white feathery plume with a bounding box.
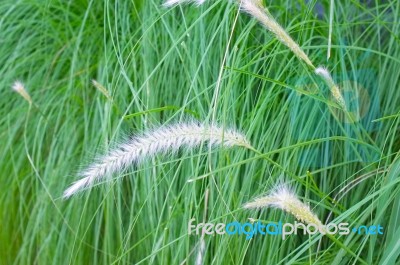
[163,0,206,7]
[244,183,323,227]
[12,81,32,104]
[63,123,250,198]
[239,0,314,68]
[315,66,346,109]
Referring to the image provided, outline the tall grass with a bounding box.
[0,0,399,264]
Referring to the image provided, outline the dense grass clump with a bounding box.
[0,0,399,264]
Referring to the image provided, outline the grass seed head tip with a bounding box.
[12,80,32,104]
[315,66,331,80]
[315,66,347,109]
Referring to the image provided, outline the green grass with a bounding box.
[0,0,399,264]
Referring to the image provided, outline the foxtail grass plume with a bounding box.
[63,122,250,198]
[315,67,346,109]
[244,183,323,227]
[239,0,314,68]
[163,0,206,7]
[92,79,111,99]
[12,81,32,105]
